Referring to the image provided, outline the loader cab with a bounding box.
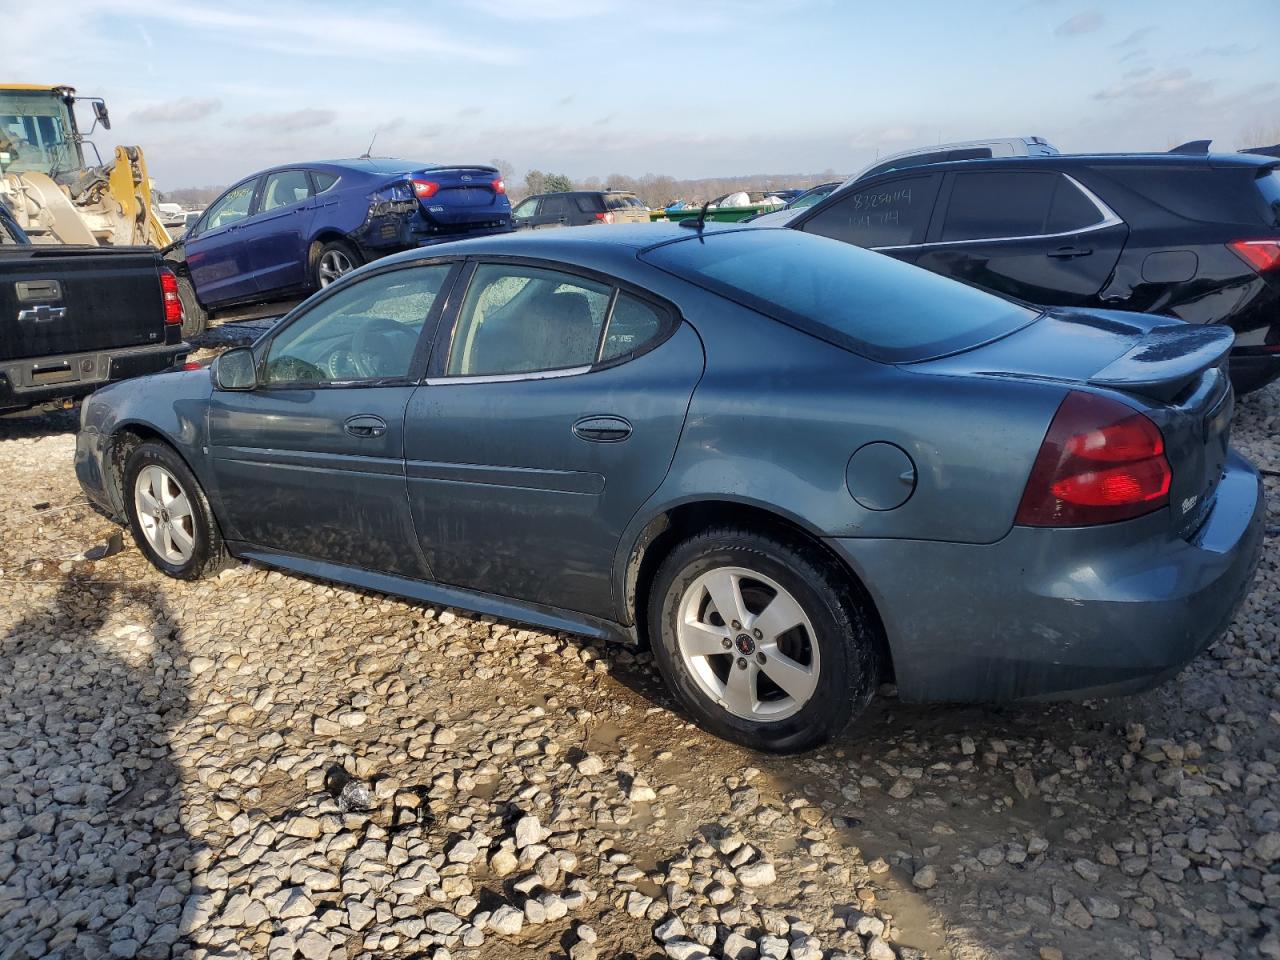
[0,85,89,178]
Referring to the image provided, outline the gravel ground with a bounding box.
[0,325,1276,960]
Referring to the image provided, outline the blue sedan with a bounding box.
[165,158,512,336]
[77,224,1264,752]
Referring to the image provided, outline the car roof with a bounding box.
[232,158,497,181]
[852,151,1276,181]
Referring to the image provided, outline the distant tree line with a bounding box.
[508,164,845,208]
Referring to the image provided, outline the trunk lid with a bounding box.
[0,245,164,360]
[408,166,510,226]
[909,307,1236,539]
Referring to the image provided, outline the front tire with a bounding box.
[123,441,227,580]
[648,526,881,753]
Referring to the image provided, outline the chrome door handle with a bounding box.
[344,415,386,438]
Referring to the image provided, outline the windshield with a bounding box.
[0,89,81,177]
[642,229,1038,362]
[789,184,837,210]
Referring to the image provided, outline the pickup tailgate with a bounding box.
[0,245,164,360]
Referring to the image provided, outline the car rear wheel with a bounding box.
[123,441,227,580]
[648,526,881,753]
[175,274,208,339]
[314,239,362,289]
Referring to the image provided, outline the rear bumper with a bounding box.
[828,450,1265,702]
[0,342,188,413]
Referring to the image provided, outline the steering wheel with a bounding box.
[351,317,418,378]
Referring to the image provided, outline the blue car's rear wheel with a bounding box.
[314,239,362,289]
[649,526,880,752]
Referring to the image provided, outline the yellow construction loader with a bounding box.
[0,84,171,247]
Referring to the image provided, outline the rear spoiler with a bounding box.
[1088,323,1234,402]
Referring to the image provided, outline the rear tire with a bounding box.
[175,274,208,340]
[312,239,362,289]
[647,526,881,753]
[123,441,227,580]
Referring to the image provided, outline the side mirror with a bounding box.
[215,347,257,390]
[93,101,111,131]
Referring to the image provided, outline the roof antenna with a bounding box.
[679,199,711,231]
[360,131,377,160]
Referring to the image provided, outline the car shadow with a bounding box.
[0,574,200,957]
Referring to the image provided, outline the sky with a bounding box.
[4,0,1278,191]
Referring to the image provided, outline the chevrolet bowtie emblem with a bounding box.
[17,305,67,323]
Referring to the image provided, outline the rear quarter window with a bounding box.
[642,229,1037,363]
[1092,165,1271,224]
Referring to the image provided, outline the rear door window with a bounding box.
[446,264,611,376]
[540,196,571,219]
[261,170,313,211]
[941,171,1057,241]
[800,175,940,247]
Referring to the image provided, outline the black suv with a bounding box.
[785,153,1280,392]
[512,191,649,229]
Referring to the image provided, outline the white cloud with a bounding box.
[1055,10,1103,36]
[131,98,222,123]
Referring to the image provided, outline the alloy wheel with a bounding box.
[676,565,820,721]
[318,249,354,287]
[134,464,196,564]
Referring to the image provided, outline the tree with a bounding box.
[544,173,573,193]
[489,158,514,183]
[523,170,547,198]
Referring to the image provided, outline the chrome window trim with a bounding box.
[874,174,1123,252]
[424,365,592,386]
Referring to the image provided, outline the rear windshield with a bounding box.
[642,229,1037,362]
[605,193,643,210]
[1257,169,1280,227]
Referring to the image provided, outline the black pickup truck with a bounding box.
[1,201,189,414]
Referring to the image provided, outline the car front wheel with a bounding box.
[123,441,227,580]
[648,526,881,753]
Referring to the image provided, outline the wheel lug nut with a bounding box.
[756,652,766,665]
[721,637,732,650]
[736,657,748,670]
[731,620,742,630]
[753,628,763,640]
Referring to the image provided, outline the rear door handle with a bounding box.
[573,415,632,443]
[344,414,387,439]
[1047,246,1093,259]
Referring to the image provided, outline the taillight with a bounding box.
[182,361,204,371]
[1229,239,1280,273]
[594,211,615,224]
[411,179,439,199]
[492,178,506,194]
[1015,390,1171,526]
[159,268,184,326]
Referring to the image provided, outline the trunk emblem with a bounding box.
[18,305,68,323]
[460,175,472,181]
[1181,494,1198,514]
